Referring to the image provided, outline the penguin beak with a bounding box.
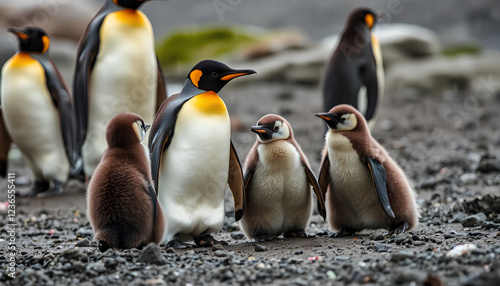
[250,125,273,141]
[7,27,28,40]
[143,124,151,132]
[221,69,257,81]
[315,112,342,129]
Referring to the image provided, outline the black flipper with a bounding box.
[359,49,378,121]
[228,141,244,221]
[303,163,326,220]
[365,156,395,218]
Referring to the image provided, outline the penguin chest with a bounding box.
[1,54,67,170]
[158,93,230,236]
[326,133,381,224]
[251,142,310,214]
[88,10,157,137]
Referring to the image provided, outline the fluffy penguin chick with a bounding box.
[316,105,418,235]
[240,114,326,240]
[87,113,165,252]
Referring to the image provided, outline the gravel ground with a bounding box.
[1,82,500,285]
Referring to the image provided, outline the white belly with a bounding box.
[83,10,157,176]
[326,132,384,229]
[158,101,231,242]
[1,58,69,182]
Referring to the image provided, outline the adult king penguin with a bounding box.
[322,7,384,129]
[88,113,165,252]
[149,59,255,248]
[1,26,78,196]
[240,114,326,241]
[316,105,418,235]
[73,0,167,177]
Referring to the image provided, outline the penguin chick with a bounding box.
[240,114,326,241]
[87,113,165,252]
[316,105,418,235]
[1,26,78,196]
[322,7,384,129]
[74,0,167,178]
[149,59,255,248]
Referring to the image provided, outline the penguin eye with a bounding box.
[273,126,279,132]
[211,72,218,77]
[340,117,347,123]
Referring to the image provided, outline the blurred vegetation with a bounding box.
[156,25,261,72]
[442,44,482,57]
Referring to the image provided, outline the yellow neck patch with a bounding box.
[8,52,36,67]
[189,69,203,88]
[113,9,148,26]
[42,35,50,53]
[189,91,227,114]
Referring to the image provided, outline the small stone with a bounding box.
[395,234,408,245]
[447,244,478,257]
[334,256,350,262]
[76,228,93,238]
[288,257,303,264]
[413,241,425,246]
[449,212,467,223]
[137,243,167,265]
[254,244,267,252]
[230,232,245,240]
[373,243,391,252]
[369,232,385,241]
[444,233,455,239]
[459,173,478,184]
[214,250,229,257]
[391,250,415,262]
[461,212,487,227]
[76,238,91,247]
[212,244,224,251]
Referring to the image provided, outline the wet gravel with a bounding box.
[1,83,500,285]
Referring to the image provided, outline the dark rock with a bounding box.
[255,244,267,252]
[373,243,391,252]
[391,250,415,262]
[137,243,167,265]
[369,232,385,241]
[461,213,488,227]
[449,212,467,223]
[476,158,500,173]
[214,250,229,257]
[395,234,409,245]
[334,256,350,262]
[462,195,500,215]
[76,238,91,247]
[76,228,93,238]
[231,232,245,240]
[212,244,224,251]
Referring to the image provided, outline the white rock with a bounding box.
[446,244,478,258]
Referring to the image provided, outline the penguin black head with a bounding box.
[113,0,151,10]
[315,105,362,132]
[251,114,291,143]
[187,60,256,93]
[106,113,151,148]
[346,7,377,31]
[8,26,50,54]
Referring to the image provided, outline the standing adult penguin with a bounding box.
[0,113,12,178]
[315,105,418,235]
[1,26,78,196]
[322,7,384,128]
[149,59,255,248]
[73,0,167,177]
[240,114,326,241]
[88,113,165,252]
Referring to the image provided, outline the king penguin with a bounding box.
[87,113,165,252]
[240,114,326,241]
[0,112,12,178]
[322,7,384,129]
[315,105,418,236]
[73,0,167,178]
[1,26,78,196]
[149,59,255,248]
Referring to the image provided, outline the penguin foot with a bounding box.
[330,228,358,237]
[194,234,226,247]
[284,228,308,238]
[166,239,194,249]
[98,240,110,252]
[389,221,409,235]
[254,235,274,242]
[20,181,50,197]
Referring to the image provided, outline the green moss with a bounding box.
[442,44,482,57]
[156,25,260,71]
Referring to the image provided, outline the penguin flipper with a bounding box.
[0,110,12,177]
[146,182,157,230]
[38,56,79,171]
[303,163,326,220]
[318,151,330,200]
[365,156,395,218]
[359,55,378,121]
[228,141,244,221]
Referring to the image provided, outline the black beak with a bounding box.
[250,125,272,141]
[7,27,28,40]
[315,112,342,129]
[143,124,151,132]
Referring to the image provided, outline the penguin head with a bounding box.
[346,7,377,30]
[8,26,50,54]
[250,114,292,143]
[106,113,151,148]
[315,105,365,132]
[113,0,151,10]
[187,60,256,93]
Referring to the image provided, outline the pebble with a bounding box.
[212,244,224,251]
[373,243,391,252]
[137,243,167,265]
[255,244,267,252]
[76,238,91,247]
[334,256,350,262]
[369,232,385,241]
[461,212,487,227]
[214,250,229,257]
[391,250,415,262]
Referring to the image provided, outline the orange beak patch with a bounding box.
[15,32,29,40]
[221,73,248,81]
[365,14,374,30]
[253,129,266,133]
[318,116,331,121]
